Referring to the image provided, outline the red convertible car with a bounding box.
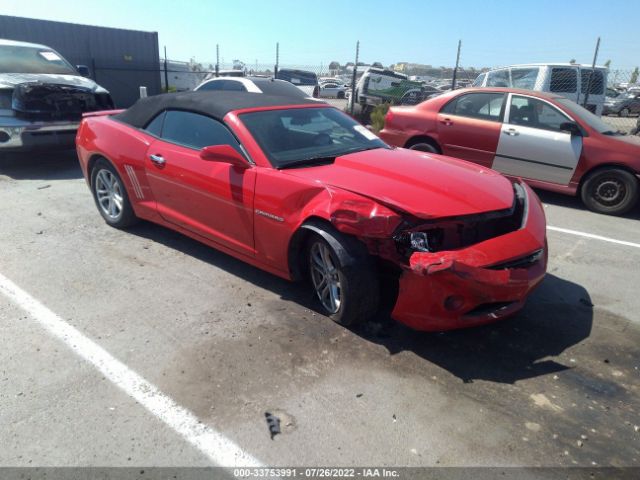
[380,88,640,215]
[76,91,547,331]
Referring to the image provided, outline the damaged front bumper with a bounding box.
[391,183,547,331]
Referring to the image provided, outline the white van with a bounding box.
[473,63,608,116]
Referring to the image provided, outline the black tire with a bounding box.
[580,168,639,215]
[337,91,345,99]
[305,227,379,326]
[408,141,440,154]
[620,108,630,117]
[90,158,139,228]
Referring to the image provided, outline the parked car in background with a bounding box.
[319,77,345,85]
[76,91,547,331]
[275,68,319,98]
[194,76,312,99]
[473,63,608,116]
[318,82,348,98]
[0,38,113,151]
[216,69,246,77]
[348,67,432,120]
[606,87,620,98]
[603,91,640,117]
[380,87,640,215]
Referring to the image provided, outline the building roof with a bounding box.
[114,90,322,128]
[0,38,50,49]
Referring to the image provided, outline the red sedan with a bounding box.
[76,91,546,331]
[380,88,640,215]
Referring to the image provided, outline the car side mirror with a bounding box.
[560,122,582,136]
[76,65,91,77]
[200,145,249,168]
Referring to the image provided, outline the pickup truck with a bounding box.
[0,38,113,152]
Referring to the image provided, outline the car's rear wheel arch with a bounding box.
[90,157,139,228]
[405,135,442,154]
[88,154,122,189]
[87,154,105,187]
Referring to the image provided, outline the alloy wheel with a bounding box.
[95,169,124,221]
[309,242,342,314]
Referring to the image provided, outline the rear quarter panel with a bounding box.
[76,116,159,219]
[380,105,439,148]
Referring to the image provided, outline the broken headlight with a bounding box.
[394,229,443,255]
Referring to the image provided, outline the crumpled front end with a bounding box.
[0,82,113,151]
[391,182,547,331]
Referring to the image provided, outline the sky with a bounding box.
[1,0,639,70]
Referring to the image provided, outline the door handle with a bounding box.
[503,128,519,136]
[440,118,453,126]
[149,154,165,166]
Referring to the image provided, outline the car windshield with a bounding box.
[0,45,77,75]
[240,107,388,168]
[554,97,619,134]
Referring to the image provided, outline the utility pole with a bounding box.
[350,40,360,116]
[215,44,220,77]
[583,37,600,109]
[274,42,279,77]
[451,40,461,90]
[163,46,169,93]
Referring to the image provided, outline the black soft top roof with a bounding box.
[114,91,323,128]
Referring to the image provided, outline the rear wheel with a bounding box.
[337,91,345,99]
[305,228,379,326]
[91,159,138,228]
[580,167,639,215]
[620,108,630,117]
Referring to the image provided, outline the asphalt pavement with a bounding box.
[0,151,638,469]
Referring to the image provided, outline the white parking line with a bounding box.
[0,271,263,468]
[548,226,640,249]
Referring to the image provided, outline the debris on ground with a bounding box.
[356,393,363,398]
[37,184,51,190]
[265,412,281,440]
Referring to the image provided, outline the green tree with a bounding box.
[328,61,340,70]
[569,58,576,64]
[370,103,390,133]
[631,67,639,84]
[604,59,611,68]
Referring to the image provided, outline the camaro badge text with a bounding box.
[255,209,284,222]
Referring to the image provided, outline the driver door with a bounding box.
[143,110,256,256]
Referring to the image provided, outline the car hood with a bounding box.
[285,148,516,219]
[0,73,108,93]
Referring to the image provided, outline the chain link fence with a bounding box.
[88,44,640,136]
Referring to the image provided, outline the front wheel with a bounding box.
[620,108,630,117]
[91,159,139,228]
[306,230,379,326]
[580,168,639,215]
[409,142,439,154]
